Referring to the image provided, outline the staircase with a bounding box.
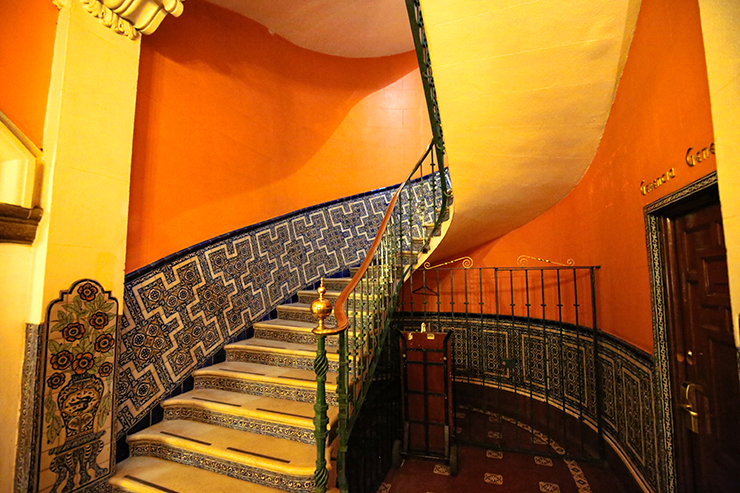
[109,278,351,493]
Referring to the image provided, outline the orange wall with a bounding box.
[126,0,429,272]
[431,0,715,352]
[0,0,58,147]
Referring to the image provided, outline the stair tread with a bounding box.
[227,338,339,358]
[163,388,338,428]
[111,456,285,493]
[194,361,338,388]
[128,420,318,476]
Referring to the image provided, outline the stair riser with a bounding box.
[194,375,339,407]
[252,327,339,348]
[128,441,314,493]
[164,406,316,444]
[297,292,339,304]
[277,307,337,325]
[226,350,339,372]
[322,279,350,291]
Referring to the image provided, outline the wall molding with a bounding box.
[62,0,185,39]
[0,203,43,244]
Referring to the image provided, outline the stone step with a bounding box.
[110,456,289,493]
[126,420,320,493]
[162,388,337,445]
[252,319,338,348]
[193,361,339,406]
[226,338,340,372]
[424,222,442,237]
[411,237,428,253]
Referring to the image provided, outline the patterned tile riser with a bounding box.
[322,279,351,291]
[297,292,340,304]
[194,375,340,407]
[277,307,338,326]
[225,350,340,372]
[128,441,314,493]
[252,327,340,348]
[163,407,316,444]
[116,175,448,436]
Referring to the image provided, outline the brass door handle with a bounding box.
[680,381,702,434]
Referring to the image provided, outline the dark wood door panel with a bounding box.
[666,193,740,493]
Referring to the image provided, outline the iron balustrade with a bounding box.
[310,2,450,490]
[396,266,604,462]
[310,142,449,493]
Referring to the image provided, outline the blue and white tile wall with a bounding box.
[115,175,442,438]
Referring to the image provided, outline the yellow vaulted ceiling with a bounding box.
[422,0,641,257]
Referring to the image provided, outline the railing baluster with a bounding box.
[573,268,584,456]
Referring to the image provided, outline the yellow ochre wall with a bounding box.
[126,0,430,272]
[1,1,140,489]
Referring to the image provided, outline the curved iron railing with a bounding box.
[311,2,450,491]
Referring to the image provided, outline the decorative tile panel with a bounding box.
[35,280,118,493]
[117,180,434,438]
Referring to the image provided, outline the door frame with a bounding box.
[644,171,718,493]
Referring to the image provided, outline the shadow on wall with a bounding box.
[129,0,426,271]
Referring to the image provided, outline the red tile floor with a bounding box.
[381,444,629,493]
[381,408,629,493]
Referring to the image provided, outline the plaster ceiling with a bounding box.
[422,0,641,259]
[201,0,641,258]
[202,0,415,58]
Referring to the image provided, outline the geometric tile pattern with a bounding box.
[394,314,658,493]
[539,482,561,492]
[484,473,503,484]
[116,178,440,438]
[535,456,554,466]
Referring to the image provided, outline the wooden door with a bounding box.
[663,190,740,492]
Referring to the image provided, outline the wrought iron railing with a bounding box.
[396,265,605,461]
[310,1,450,490]
[310,141,449,492]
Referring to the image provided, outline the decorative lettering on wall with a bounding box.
[640,168,676,196]
[685,142,715,166]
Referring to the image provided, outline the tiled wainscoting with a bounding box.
[393,315,661,493]
[114,172,443,439]
[115,186,395,437]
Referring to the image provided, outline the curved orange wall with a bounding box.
[126,0,430,272]
[0,0,58,147]
[429,0,715,352]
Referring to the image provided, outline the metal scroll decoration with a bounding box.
[36,279,118,493]
[424,256,473,269]
[516,255,575,267]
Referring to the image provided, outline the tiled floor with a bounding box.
[380,444,629,493]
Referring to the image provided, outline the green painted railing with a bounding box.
[310,2,449,491]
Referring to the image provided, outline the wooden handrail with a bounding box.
[325,141,434,335]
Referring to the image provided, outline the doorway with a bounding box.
[646,174,740,493]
